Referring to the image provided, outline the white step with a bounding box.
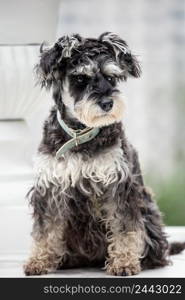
[0,121,33,162]
[0,120,30,141]
[0,165,33,182]
[0,180,33,206]
[0,153,33,181]
[0,206,32,256]
[0,120,34,181]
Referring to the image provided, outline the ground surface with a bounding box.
[0,227,185,278]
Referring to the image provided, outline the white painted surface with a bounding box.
[0,227,184,278]
[0,206,32,256]
[0,45,51,120]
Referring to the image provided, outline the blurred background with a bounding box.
[0,0,184,262]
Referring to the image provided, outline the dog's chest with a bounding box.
[35,142,129,194]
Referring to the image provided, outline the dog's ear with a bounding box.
[36,34,83,89]
[99,32,141,78]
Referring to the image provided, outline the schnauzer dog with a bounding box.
[24,32,185,276]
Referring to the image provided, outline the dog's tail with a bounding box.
[169,242,185,255]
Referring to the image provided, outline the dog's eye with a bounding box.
[106,76,116,85]
[76,75,88,84]
[106,76,113,82]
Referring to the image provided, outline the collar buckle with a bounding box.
[56,110,100,158]
[74,132,79,146]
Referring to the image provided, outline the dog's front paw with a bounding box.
[24,259,49,276]
[106,261,141,276]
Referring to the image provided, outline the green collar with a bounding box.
[56,111,100,159]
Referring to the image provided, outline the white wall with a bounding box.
[0,0,60,44]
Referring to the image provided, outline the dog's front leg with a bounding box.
[105,183,145,276]
[24,184,67,276]
[106,230,144,276]
[24,222,66,276]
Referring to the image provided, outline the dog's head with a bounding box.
[37,32,141,127]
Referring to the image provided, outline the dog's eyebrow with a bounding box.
[103,62,123,76]
[69,64,96,77]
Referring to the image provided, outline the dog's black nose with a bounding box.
[99,98,113,112]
